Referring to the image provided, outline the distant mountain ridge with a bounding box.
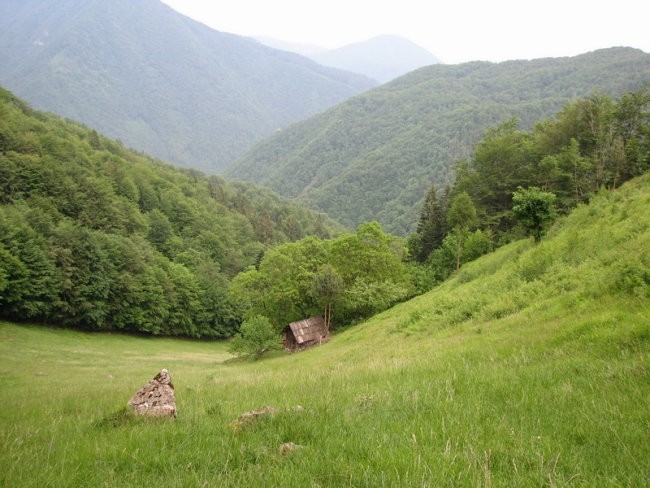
[0,0,376,172]
[254,36,326,57]
[227,48,650,234]
[309,35,441,83]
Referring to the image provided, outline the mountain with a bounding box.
[227,47,650,234]
[0,86,340,337]
[0,0,375,173]
[309,35,441,83]
[254,36,326,57]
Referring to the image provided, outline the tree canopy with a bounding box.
[229,48,650,234]
[229,223,413,330]
[410,87,650,283]
[0,87,339,337]
[512,187,557,243]
[229,315,281,360]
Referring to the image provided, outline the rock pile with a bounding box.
[128,369,177,418]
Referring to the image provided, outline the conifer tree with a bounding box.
[412,183,448,262]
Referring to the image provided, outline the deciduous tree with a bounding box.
[447,192,477,270]
[229,315,280,360]
[512,186,557,243]
[312,264,343,331]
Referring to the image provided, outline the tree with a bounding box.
[229,315,280,360]
[312,264,343,331]
[447,192,478,270]
[458,119,533,231]
[0,206,59,320]
[330,222,407,285]
[147,209,173,253]
[463,229,493,262]
[411,183,448,262]
[232,237,329,327]
[614,86,650,183]
[512,186,557,243]
[329,222,411,321]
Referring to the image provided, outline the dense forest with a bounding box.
[1,84,648,338]
[0,87,340,337]
[0,0,374,172]
[226,87,650,337]
[228,48,650,234]
[409,86,650,284]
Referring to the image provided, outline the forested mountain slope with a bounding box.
[0,0,375,173]
[0,87,339,337]
[228,47,650,234]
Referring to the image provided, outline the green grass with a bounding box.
[1,175,649,487]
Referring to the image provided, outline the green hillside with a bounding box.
[228,47,650,234]
[0,86,339,337]
[0,0,374,172]
[1,171,648,486]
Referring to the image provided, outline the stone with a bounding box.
[128,369,177,418]
[278,442,305,454]
[237,405,276,421]
[230,405,276,430]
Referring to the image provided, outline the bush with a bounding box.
[229,315,281,360]
[512,186,557,243]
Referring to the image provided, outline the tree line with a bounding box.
[1,85,648,342]
[409,87,650,284]
[0,87,338,337]
[229,222,413,331]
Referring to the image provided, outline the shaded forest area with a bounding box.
[0,87,338,337]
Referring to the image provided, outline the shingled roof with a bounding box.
[283,316,328,350]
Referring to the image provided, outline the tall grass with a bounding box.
[1,175,649,487]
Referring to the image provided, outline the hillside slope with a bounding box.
[0,0,375,172]
[228,47,650,234]
[1,173,648,486]
[0,86,339,337]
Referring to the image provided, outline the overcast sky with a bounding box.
[161,0,648,64]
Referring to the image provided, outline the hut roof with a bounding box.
[286,316,327,345]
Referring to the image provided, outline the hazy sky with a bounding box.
[161,0,649,64]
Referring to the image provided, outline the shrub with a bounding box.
[229,315,281,360]
[512,186,557,243]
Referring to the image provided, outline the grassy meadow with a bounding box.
[1,174,649,487]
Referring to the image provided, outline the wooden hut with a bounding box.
[282,316,329,351]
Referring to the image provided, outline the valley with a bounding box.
[1,171,648,485]
[0,1,648,485]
